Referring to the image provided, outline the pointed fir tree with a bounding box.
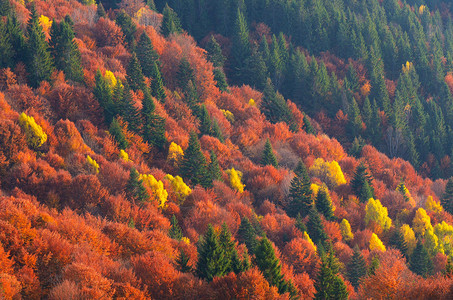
[410,240,432,277]
[314,250,348,300]
[303,113,316,134]
[295,213,307,233]
[180,131,211,188]
[146,0,156,11]
[109,118,128,149]
[118,86,141,133]
[307,207,328,247]
[287,160,313,218]
[169,215,183,241]
[115,10,136,47]
[213,68,229,92]
[26,5,53,87]
[176,249,192,273]
[96,2,106,18]
[126,168,149,204]
[198,104,212,136]
[444,256,453,277]
[93,70,115,124]
[49,17,83,82]
[196,224,226,281]
[315,186,334,221]
[237,217,258,253]
[208,151,222,182]
[441,177,453,214]
[150,61,166,102]
[230,8,251,84]
[351,162,374,202]
[136,32,160,78]
[368,256,380,276]
[6,14,26,66]
[206,35,225,68]
[127,52,145,91]
[176,58,195,92]
[389,227,408,258]
[141,88,166,150]
[161,4,182,37]
[261,138,278,168]
[211,119,224,142]
[218,222,235,273]
[347,245,367,288]
[0,18,13,69]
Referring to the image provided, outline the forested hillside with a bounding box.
[0,0,453,299]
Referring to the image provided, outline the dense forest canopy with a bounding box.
[0,0,453,299]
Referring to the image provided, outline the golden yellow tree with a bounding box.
[309,158,346,187]
[86,155,99,174]
[140,174,168,208]
[340,219,354,241]
[19,112,47,148]
[412,208,432,236]
[167,142,184,166]
[400,224,416,255]
[369,233,386,252]
[119,149,130,162]
[425,196,443,213]
[164,174,191,204]
[226,168,245,193]
[365,198,392,232]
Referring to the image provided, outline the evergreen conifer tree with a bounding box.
[196,224,226,281]
[442,177,453,214]
[307,207,328,247]
[141,88,166,149]
[50,17,83,82]
[287,161,313,217]
[136,32,160,77]
[180,131,211,188]
[169,215,183,240]
[389,227,408,258]
[211,119,224,142]
[237,217,258,253]
[176,58,195,92]
[150,61,166,102]
[218,222,235,273]
[147,0,156,11]
[347,245,367,288]
[261,138,278,168]
[314,250,348,300]
[115,10,136,46]
[351,162,374,202]
[96,2,106,18]
[93,70,115,124]
[118,86,141,133]
[0,19,13,69]
[26,5,53,87]
[303,113,316,134]
[315,186,334,221]
[126,168,149,204]
[6,15,26,66]
[410,240,432,277]
[109,118,128,149]
[176,249,192,273]
[127,52,145,91]
[213,68,229,92]
[206,35,225,68]
[161,4,182,37]
[230,8,251,84]
[208,151,222,182]
[198,104,212,136]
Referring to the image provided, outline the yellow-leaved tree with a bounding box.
[164,174,191,204]
[140,174,168,208]
[226,168,245,193]
[309,158,346,187]
[369,233,386,252]
[39,15,52,36]
[400,224,416,255]
[365,198,392,232]
[424,228,440,256]
[303,232,316,251]
[340,219,354,241]
[425,196,443,213]
[221,109,235,123]
[167,142,184,166]
[104,70,118,90]
[86,155,99,174]
[19,113,47,148]
[396,181,416,208]
[413,208,433,236]
[119,149,130,162]
[434,221,453,257]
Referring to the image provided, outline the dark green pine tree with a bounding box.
[230,8,251,84]
[218,223,235,273]
[118,85,141,133]
[146,0,156,11]
[109,118,128,149]
[206,35,225,68]
[213,68,229,92]
[208,151,222,182]
[93,70,115,124]
[410,240,432,277]
[368,256,380,276]
[389,227,408,258]
[96,2,106,18]
[261,138,278,168]
[49,17,83,82]
[347,245,367,289]
[6,15,26,66]
[441,177,453,214]
[150,61,166,102]
[254,237,290,295]
[315,250,348,300]
[237,217,258,253]
[161,4,182,37]
[286,160,313,218]
[351,162,374,202]
[307,207,328,247]
[176,58,195,92]
[198,104,212,136]
[295,213,307,233]
[141,88,166,150]
[244,48,268,90]
[0,18,13,69]
[169,215,183,240]
[176,249,192,273]
[136,32,160,78]
[180,131,211,188]
[26,5,53,88]
[127,52,145,91]
[0,0,11,16]
[349,136,366,158]
[444,256,453,277]
[115,10,137,47]
[126,168,149,204]
[211,119,224,142]
[303,113,316,135]
[347,97,363,139]
[315,186,334,221]
[196,224,226,281]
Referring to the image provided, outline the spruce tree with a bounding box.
[351,162,374,202]
[315,250,348,300]
[180,131,211,188]
[176,58,194,92]
[198,104,212,136]
[176,249,192,273]
[126,168,149,204]
[315,186,334,221]
[147,0,156,11]
[303,113,316,134]
[142,88,166,149]
[136,32,160,78]
[115,10,136,47]
[444,256,453,277]
[109,118,128,149]
[206,35,225,68]
[286,161,313,218]
[307,207,328,247]
[368,256,380,276]
[261,138,278,168]
[441,177,453,214]
[230,8,251,84]
[389,227,408,258]
[410,240,432,277]
[161,4,182,37]
[127,52,145,91]
[0,19,13,69]
[213,68,229,92]
[49,17,83,82]
[237,217,258,253]
[6,15,26,66]
[196,224,226,281]
[96,2,106,18]
[26,5,53,87]
[169,215,183,240]
[208,151,222,182]
[150,61,166,102]
[347,246,367,288]
[211,119,224,142]
[93,70,115,124]
[218,223,235,273]
[118,86,141,133]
